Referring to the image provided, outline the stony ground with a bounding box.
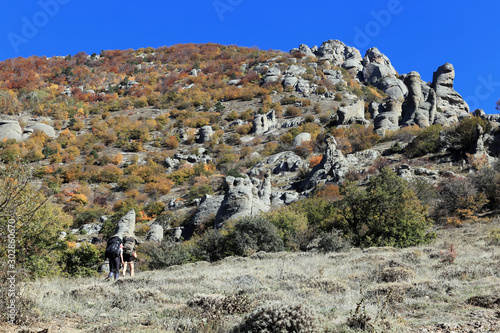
[3,218,500,333]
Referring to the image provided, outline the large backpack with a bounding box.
[106,236,122,258]
[123,237,135,256]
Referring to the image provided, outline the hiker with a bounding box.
[105,235,124,280]
[122,234,138,277]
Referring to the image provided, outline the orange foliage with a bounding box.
[308,155,323,169]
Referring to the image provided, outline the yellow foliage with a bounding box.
[111,153,123,165]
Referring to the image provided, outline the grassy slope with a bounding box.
[7,219,500,333]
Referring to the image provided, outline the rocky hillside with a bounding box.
[1,38,500,272]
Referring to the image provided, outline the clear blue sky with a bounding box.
[1,0,499,113]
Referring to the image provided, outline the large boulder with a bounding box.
[292,132,312,148]
[197,125,213,143]
[24,123,57,138]
[253,110,278,134]
[283,76,299,89]
[298,44,315,57]
[323,69,344,86]
[146,224,164,243]
[113,209,136,239]
[378,77,408,101]
[191,194,225,227]
[214,172,272,228]
[0,121,22,141]
[337,100,365,125]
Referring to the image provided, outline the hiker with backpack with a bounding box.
[105,235,124,281]
[122,234,138,277]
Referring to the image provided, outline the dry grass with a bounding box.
[8,219,500,332]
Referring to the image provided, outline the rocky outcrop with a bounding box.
[0,121,23,141]
[263,66,282,84]
[214,172,273,228]
[197,125,213,143]
[253,110,278,134]
[146,224,164,243]
[401,71,436,128]
[113,209,136,239]
[432,63,470,117]
[362,48,398,85]
[24,123,57,138]
[249,151,305,177]
[191,194,225,227]
[337,100,365,125]
[301,136,349,191]
[374,98,402,135]
[378,77,408,101]
[432,63,470,125]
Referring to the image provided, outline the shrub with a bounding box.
[285,106,301,117]
[191,230,226,262]
[266,207,308,250]
[437,177,488,223]
[224,216,285,256]
[236,303,320,333]
[60,243,104,277]
[188,291,254,316]
[73,207,106,227]
[317,230,351,253]
[446,117,492,156]
[334,167,435,247]
[144,241,193,269]
[404,124,442,158]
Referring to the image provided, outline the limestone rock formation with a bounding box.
[374,98,402,135]
[362,48,398,84]
[301,136,349,191]
[214,172,272,228]
[113,209,136,239]
[432,63,470,117]
[249,151,305,177]
[401,71,436,128]
[314,40,363,77]
[337,100,365,125]
[191,194,225,227]
[0,121,23,141]
[430,63,471,127]
[253,110,278,134]
[197,125,213,143]
[146,224,164,243]
[23,123,57,138]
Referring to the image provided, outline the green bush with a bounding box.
[60,243,104,277]
[73,207,106,228]
[191,230,227,262]
[334,167,435,247]
[317,230,351,253]
[266,207,308,249]
[404,124,442,158]
[446,117,492,156]
[144,241,193,269]
[224,216,285,256]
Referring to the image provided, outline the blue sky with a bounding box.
[1,0,499,113]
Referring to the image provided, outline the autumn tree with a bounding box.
[333,167,435,247]
[0,163,72,278]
